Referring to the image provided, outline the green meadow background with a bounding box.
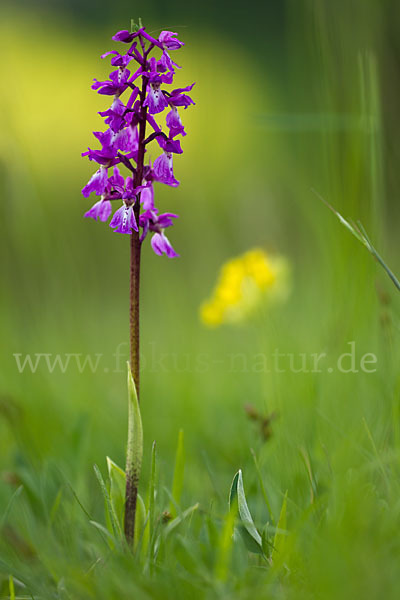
[1,0,400,598]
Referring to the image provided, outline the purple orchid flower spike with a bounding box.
[80,22,195,550]
[82,24,193,248]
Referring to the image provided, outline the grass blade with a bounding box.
[134,493,147,554]
[170,429,185,517]
[106,457,126,528]
[1,485,23,528]
[314,189,400,292]
[148,441,156,553]
[154,503,199,558]
[272,491,288,565]
[93,464,122,542]
[9,575,15,600]
[214,506,236,581]
[250,449,275,524]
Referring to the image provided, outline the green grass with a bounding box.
[1,1,400,598]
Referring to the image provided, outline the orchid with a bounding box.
[80,22,195,549]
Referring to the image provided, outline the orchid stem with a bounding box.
[124,49,149,547]
[124,230,141,546]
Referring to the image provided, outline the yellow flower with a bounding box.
[243,249,276,288]
[200,248,290,327]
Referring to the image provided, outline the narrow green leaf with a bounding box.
[356,222,400,292]
[214,506,236,581]
[106,457,126,527]
[272,491,288,563]
[68,483,93,521]
[314,189,400,292]
[9,575,15,600]
[251,449,275,524]
[126,362,143,498]
[261,522,277,561]
[170,429,184,517]
[362,418,390,493]
[154,503,199,558]
[89,520,117,544]
[206,513,219,549]
[229,471,240,506]
[134,493,147,554]
[163,502,199,538]
[229,469,264,555]
[299,447,316,504]
[146,441,156,558]
[93,464,122,541]
[49,487,63,525]
[261,523,270,558]
[1,485,23,528]
[107,456,125,480]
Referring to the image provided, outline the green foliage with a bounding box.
[126,362,143,492]
[106,456,125,526]
[170,429,185,517]
[8,575,15,600]
[271,491,288,566]
[214,502,236,581]
[93,463,122,545]
[316,191,400,291]
[229,470,264,556]
[147,441,156,545]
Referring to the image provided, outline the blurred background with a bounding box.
[1,0,400,593]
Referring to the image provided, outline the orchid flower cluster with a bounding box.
[81,25,195,257]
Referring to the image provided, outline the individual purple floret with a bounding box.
[139,209,179,257]
[159,31,184,51]
[166,108,186,137]
[144,76,170,114]
[82,167,108,197]
[81,24,195,257]
[110,204,138,234]
[153,152,180,186]
[84,199,112,222]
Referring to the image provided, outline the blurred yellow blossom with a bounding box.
[200,248,290,327]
